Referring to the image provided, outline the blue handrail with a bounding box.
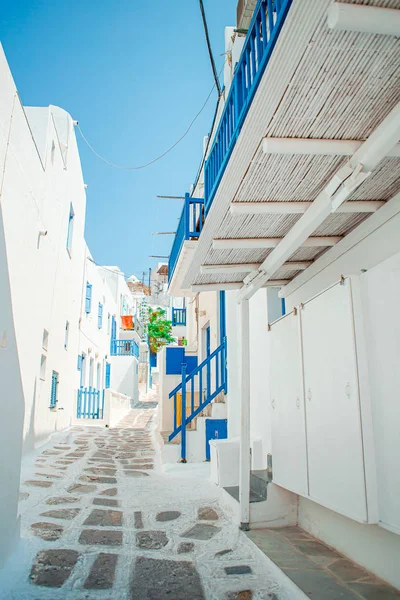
[172,307,187,326]
[76,387,103,419]
[110,339,139,357]
[168,337,227,460]
[168,193,204,284]
[204,0,292,214]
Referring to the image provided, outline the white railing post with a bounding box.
[239,298,251,530]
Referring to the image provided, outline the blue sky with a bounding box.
[1,0,235,278]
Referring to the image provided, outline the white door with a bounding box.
[270,311,308,496]
[362,254,400,533]
[301,279,367,522]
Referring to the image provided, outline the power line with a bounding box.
[199,0,222,97]
[76,73,220,171]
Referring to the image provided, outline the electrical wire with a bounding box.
[199,0,222,97]
[76,74,220,171]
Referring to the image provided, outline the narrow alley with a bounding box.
[0,399,301,600]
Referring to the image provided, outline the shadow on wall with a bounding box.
[0,208,25,568]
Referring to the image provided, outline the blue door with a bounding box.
[205,419,227,460]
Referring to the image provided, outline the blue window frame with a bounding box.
[66,203,75,256]
[98,303,103,329]
[77,355,83,370]
[85,283,92,314]
[50,371,59,407]
[105,363,111,389]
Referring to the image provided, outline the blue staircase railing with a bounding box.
[204,0,292,214]
[76,387,103,419]
[168,337,227,461]
[110,339,139,357]
[168,194,204,284]
[172,307,187,326]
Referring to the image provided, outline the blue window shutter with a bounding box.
[105,363,111,389]
[50,371,58,407]
[85,283,92,314]
[98,303,103,328]
[77,355,82,370]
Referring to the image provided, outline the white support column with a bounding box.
[239,297,251,530]
[327,2,400,37]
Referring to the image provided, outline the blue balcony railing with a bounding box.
[172,308,187,326]
[168,193,204,284]
[110,339,139,357]
[168,338,227,461]
[204,0,292,214]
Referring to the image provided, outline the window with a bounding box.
[77,355,83,371]
[66,204,75,256]
[80,354,86,388]
[42,329,49,351]
[85,283,92,314]
[105,363,111,389]
[50,371,59,407]
[98,303,103,329]
[64,321,69,350]
[40,355,47,380]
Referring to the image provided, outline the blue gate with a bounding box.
[76,387,103,419]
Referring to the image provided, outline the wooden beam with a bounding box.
[201,262,312,274]
[191,280,289,292]
[230,200,385,215]
[262,137,400,157]
[213,236,342,250]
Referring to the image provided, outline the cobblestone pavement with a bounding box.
[0,407,303,600]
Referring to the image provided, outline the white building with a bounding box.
[0,45,139,566]
[162,0,400,592]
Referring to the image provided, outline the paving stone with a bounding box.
[85,468,117,476]
[66,452,86,458]
[136,530,169,549]
[25,480,53,488]
[348,583,400,599]
[30,549,80,587]
[216,549,233,557]
[80,475,117,484]
[328,558,370,583]
[130,463,153,470]
[178,542,195,554]
[198,506,219,521]
[35,472,62,479]
[271,526,312,541]
[134,511,144,529]
[31,522,64,541]
[156,510,181,522]
[46,495,80,505]
[292,540,341,559]
[83,509,123,527]
[79,529,123,546]
[54,446,71,450]
[181,524,221,541]
[56,460,74,464]
[67,483,97,494]
[84,552,118,589]
[100,487,118,496]
[40,508,81,520]
[19,492,29,501]
[130,557,205,600]
[92,496,119,508]
[225,566,252,575]
[124,470,149,477]
[42,450,62,455]
[284,568,360,600]
[226,592,253,600]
